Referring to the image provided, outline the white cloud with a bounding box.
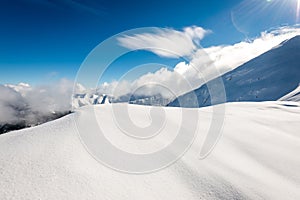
[199,26,300,76]
[117,26,210,58]
[0,85,27,124]
[0,79,74,126]
[99,26,300,100]
[24,79,74,114]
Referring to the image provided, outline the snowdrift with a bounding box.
[0,102,300,199]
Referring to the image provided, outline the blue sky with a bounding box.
[0,0,298,85]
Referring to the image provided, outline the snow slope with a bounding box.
[0,102,300,199]
[168,35,300,107]
[278,84,300,102]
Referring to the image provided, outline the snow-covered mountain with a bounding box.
[72,93,111,109]
[113,93,171,106]
[4,82,32,95]
[0,101,300,199]
[73,91,171,107]
[278,84,300,102]
[168,35,300,107]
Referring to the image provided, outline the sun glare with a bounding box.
[297,0,300,23]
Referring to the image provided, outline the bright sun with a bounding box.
[267,0,300,22]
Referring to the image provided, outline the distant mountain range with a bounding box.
[72,93,110,109]
[168,35,300,107]
[73,90,172,107]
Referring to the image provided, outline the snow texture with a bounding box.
[0,101,300,199]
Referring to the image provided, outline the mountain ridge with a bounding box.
[168,35,300,107]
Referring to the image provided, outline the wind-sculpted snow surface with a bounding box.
[0,102,300,199]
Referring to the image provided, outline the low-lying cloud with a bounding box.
[0,79,73,127]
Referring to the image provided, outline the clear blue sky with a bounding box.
[0,0,298,85]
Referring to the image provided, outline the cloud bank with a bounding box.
[0,79,74,127]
